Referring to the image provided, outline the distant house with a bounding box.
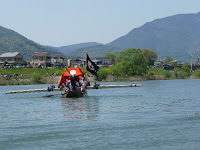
[68,59,86,68]
[31,52,52,68]
[195,58,200,66]
[154,61,163,67]
[176,61,185,65]
[103,57,113,66]
[0,52,26,66]
[67,57,114,68]
[51,54,66,67]
[93,57,113,67]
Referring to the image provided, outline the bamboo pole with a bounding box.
[5,88,61,94]
[87,84,143,89]
[5,84,143,94]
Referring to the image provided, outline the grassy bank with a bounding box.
[99,67,198,82]
[0,68,65,85]
[0,67,199,86]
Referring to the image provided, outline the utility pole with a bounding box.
[190,55,193,71]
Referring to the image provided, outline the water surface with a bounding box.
[0,80,200,150]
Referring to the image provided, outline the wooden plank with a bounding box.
[5,88,61,94]
[87,84,143,89]
[5,84,143,94]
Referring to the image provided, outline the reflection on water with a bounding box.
[61,97,99,120]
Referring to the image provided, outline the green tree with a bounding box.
[172,61,178,68]
[181,63,190,73]
[173,67,181,78]
[104,52,117,64]
[164,56,173,63]
[114,48,148,76]
[97,67,112,80]
[142,49,157,66]
[195,68,200,78]
[3,60,7,66]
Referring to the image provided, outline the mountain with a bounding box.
[0,26,61,61]
[67,45,122,59]
[48,42,103,54]
[107,12,200,61]
[2,11,200,62]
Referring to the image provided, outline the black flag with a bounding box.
[86,54,99,78]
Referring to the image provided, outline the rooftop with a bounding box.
[32,52,50,56]
[52,54,64,57]
[0,52,20,57]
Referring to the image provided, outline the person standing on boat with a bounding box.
[69,74,78,91]
[81,79,87,92]
[65,79,71,91]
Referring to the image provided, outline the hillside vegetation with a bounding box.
[107,12,200,62]
[67,45,122,59]
[1,11,200,61]
[0,26,61,61]
[53,12,200,61]
[48,42,103,54]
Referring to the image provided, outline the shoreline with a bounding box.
[1,75,198,86]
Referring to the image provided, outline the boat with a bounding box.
[62,90,87,98]
[58,67,88,98]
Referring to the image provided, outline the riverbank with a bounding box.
[0,67,199,86]
[0,76,60,86]
[101,74,197,82]
[0,68,65,86]
[1,74,198,86]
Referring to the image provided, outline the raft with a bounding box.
[4,84,143,94]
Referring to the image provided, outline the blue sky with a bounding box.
[0,0,200,46]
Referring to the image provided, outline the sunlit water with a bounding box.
[1,80,200,150]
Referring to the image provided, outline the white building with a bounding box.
[0,52,26,65]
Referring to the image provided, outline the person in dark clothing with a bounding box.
[93,82,100,89]
[69,74,78,90]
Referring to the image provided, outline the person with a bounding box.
[50,85,55,91]
[81,79,87,92]
[65,79,72,91]
[93,82,100,89]
[60,83,65,91]
[69,74,78,91]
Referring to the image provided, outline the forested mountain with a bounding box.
[66,45,122,59]
[1,11,200,61]
[48,42,103,54]
[0,26,61,61]
[107,12,200,61]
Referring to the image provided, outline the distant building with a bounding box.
[68,59,86,68]
[194,58,200,66]
[94,57,114,67]
[154,61,163,67]
[31,52,52,68]
[67,57,114,68]
[51,54,66,67]
[175,60,185,65]
[0,52,26,65]
[103,57,113,66]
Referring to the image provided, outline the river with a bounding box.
[0,79,200,150]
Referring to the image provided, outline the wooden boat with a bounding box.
[62,90,87,98]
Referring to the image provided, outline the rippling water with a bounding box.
[1,79,200,150]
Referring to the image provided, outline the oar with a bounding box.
[42,93,63,97]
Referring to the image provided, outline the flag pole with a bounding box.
[85,51,89,85]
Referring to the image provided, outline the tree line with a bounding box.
[96,48,197,81]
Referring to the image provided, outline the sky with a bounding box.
[0,0,200,47]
